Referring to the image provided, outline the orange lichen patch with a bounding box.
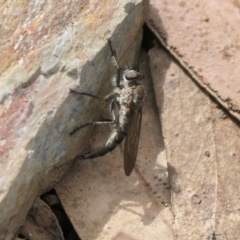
[84,13,99,25]
[0,26,36,74]
[83,3,114,30]
[28,18,42,36]
[0,47,19,76]
[0,1,89,75]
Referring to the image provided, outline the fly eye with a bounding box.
[126,71,138,80]
[126,70,143,80]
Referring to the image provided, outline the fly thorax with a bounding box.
[118,87,133,107]
[118,107,129,134]
[132,85,146,109]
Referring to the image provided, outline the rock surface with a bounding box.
[147,0,240,121]
[149,43,240,240]
[147,2,240,239]
[55,2,240,239]
[3,1,240,240]
[0,0,146,239]
[19,197,64,240]
[55,50,173,240]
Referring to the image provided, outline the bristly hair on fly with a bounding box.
[69,38,146,176]
[111,74,119,87]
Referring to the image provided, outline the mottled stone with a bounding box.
[149,43,240,240]
[55,51,173,240]
[149,46,217,239]
[147,0,240,121]
[19,198,64,240]
[0,0,147,239]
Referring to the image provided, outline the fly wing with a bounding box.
[124,106,142,176]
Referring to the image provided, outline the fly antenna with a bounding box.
[107,38,121,70]
[134,61,145,71]
[139,61,146,69]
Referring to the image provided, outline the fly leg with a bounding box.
[70,89,118,134]
[70,89,116,101]
[70,120,114,136]
[107,38,120,70]
[107,38,121,87]
[73,128,125,161]
[72,100,125,161]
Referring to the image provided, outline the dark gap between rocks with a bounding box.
[41,189,81,240]
[141,23,155,51]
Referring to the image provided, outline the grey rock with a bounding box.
[0,0,147,239]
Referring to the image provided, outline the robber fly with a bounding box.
[70,39,146,176]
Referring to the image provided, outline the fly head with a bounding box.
[123,69,144,86]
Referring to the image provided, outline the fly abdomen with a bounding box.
[75,126,126,160]
[133,85,146,109]
[106,128,126,149]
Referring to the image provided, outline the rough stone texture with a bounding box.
[20,198,64,240]
[112,232,138,240]
[211,104,240,239]
[147,0,240,121]
[0,1,147,239]
[149,44,240,239]
[55,51,174,240]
